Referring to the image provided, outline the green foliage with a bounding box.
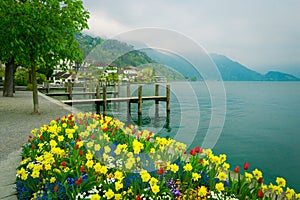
[0,64,4,78]
[14,67,28,86]
[84,38,154,67]
[0,0,89,69]
[75,33,104,59]
[113,50,154,68]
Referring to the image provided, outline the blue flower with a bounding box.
[67,177,74,185]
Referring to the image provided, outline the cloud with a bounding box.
[83,12,131,38]
[82,0,300,75]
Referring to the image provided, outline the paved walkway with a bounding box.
[0,91,79,199]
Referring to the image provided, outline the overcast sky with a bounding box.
[82,0,300,76]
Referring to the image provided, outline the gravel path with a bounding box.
[0,91,79,199]
[0,91,79,162]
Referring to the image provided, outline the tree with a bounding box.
[0,0,89,113]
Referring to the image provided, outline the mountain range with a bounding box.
[210,54,300,81]
[76,34,300,81]
[143,49,300,81]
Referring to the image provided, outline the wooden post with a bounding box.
[83,82,86,92]
[67,82,72,100]
[46,82,50,93]
[138,85,142,115]
[103,85,107,116]
[155,84,159,118]
[96,102,100,115]
[117,82,121,97]
[127,82,131,123]
[127,82,130,97]
[96,84,100,99]
[117,82,121,111]
[166,84,170,114]
[113,83,117,109]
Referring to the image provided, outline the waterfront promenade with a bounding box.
[0,91,79,199]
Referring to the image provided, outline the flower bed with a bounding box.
[16,112,299,199]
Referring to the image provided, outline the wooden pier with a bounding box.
[61,84,171,119]
[39,83,120,100]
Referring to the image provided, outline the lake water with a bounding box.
[72,81,300,191]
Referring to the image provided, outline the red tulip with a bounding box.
[258,189,264,198]
[54,185,59,191]
[31,145,35,149]
[80,165,85,173]
[158,168,164,175]
[199,159,203,163]
[195,146,202,153]
[257,177,263,184]
[234,166,240,173]
[61,161,66,167]
[75,177,83,185]
[244,162,249,170]
[39,135,43,140]
[190,149,196,156]
[79,150,83,156]
[136,194,141,200]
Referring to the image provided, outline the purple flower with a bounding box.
[174,190,181,196]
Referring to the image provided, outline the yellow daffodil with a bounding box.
[50,177,56,183]
[216,182,225,192]
[140,170,151,182]
[198,186,207,197]
[105,189,115,199]
[151,184,160,194]
[169,164,179,173]
[276,177,286,187]
[192,172,201,181]
[286,187,295,200]
[115,181,123,191]
[183,163,193,172]
[114,171,124,180]
[217,171,227,181]
[252,168,263,180]
[91,194,100,200]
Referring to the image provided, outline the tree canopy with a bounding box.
[0,0,89,112]
[0,0,89,67]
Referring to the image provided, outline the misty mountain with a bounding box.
[77,34,299,81]
[142,49,203,80]
[264,71,300,81]
[144,49,299,81]
[210,54,264,81]
[211,54,300,81]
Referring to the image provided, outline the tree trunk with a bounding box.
[3,59,15,97]
[31,65,40,114]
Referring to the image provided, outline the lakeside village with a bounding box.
[0,61,167,90]
[45,62,166,88]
